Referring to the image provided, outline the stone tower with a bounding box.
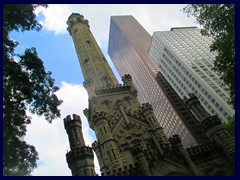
[65,13,235,176]
[64,114,96,176]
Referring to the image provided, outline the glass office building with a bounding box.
[108,16,204,147]
[148,27,234,123]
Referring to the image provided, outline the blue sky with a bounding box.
[11,24,85,85]
[9,4,200,176]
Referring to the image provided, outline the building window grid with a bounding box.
[151,37,232,122]
[156,38,232,120]
[158,38,230,105]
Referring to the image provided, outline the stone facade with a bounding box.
[64,13,235,176]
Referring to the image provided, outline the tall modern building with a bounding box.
[64,13,235,176]
[108,16,202,146]
[148,27,234,123]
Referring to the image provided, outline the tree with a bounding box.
[3,4,63,176]
[182,4,235,108]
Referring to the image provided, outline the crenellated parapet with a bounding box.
[102,163,140,176]
[185,142,218,157]
[66,145,96,176]
[66,146,94,164]
[95,84,130,95]
[67,13,90,35]
[64,114,82,130]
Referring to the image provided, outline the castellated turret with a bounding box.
[64,114,97,176]
[184,93,235,175]
[183,93,235,158]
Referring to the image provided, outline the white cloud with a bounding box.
[35,4,199,42]
[25,82,100,176]
[35,4,71,35]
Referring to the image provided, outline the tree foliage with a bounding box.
[224,115,235,137]
[182,4,235,107]
[3,4,63,176]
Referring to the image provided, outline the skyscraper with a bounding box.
[108,16,201,146]
[64,13,235,176]
[148,27,234,123]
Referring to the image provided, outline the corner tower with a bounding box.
[183,94,235,160]
[64,114,96,176]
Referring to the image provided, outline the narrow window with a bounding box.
[86,40,91,46]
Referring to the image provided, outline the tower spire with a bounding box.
[67,13,118,93]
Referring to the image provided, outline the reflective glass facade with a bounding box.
[149,27,234,123]
[108,16,202,147]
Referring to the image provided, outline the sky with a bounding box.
[10,4,200,176]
